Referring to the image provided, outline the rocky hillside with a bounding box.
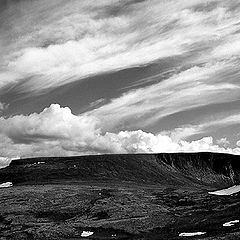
[1,153,240,239]
[1,152,240,188]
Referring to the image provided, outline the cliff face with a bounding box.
[0,152,240,188]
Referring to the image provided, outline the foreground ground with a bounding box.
[1,181,240,240]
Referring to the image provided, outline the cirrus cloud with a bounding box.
[1,0,240,93]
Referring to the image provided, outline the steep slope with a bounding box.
[0,152,240,188]
[1,153,240,239]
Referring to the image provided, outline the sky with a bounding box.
[0,0,240,165]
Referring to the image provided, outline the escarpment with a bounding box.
[0,152,240,188]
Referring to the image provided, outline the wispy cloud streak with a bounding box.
[1,0,240,93]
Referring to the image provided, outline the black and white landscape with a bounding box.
[1,153,240,239]
[1,0,240,239]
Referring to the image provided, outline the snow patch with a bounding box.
[208,185,240,196]
[179,232,206,237]
[37,162,45,164]
[81,231,94,237]
[0,182,13,188]
[223,220,239,227]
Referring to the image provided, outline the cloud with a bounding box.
[163,113,240,141]
[0,102,9,113]
[1,0,240,93]
[1,0,240,162]
[0,103,5,112]
[86,62,240,131]
[0,104,240,167]
[216,138,230,147]
[212,35,240,59]
[0,72,23,89]
[0,104,100,144]
[89,98,106,109]
[89,132,234,155]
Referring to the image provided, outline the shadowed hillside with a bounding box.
[1,152,240,188]
[1,153,240,239]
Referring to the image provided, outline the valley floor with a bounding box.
[0,182,240,240]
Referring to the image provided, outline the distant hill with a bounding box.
[1,152,240,188]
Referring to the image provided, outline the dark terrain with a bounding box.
[1,152,240,239]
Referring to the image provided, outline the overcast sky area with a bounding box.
[0,0,240,165]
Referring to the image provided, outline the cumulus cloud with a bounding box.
[0,104,99,143]
[0,104,240,167]
[216,138,230,147]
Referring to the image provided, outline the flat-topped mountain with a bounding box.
[1,152,240,188]
[1,152,240,239]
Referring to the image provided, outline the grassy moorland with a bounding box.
[0,153,240,239]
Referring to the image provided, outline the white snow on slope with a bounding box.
[81,231,94,237]
[179,232,206,237]
[0,182,13,188]
[208,185,240,196]
[223,220,239,227]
